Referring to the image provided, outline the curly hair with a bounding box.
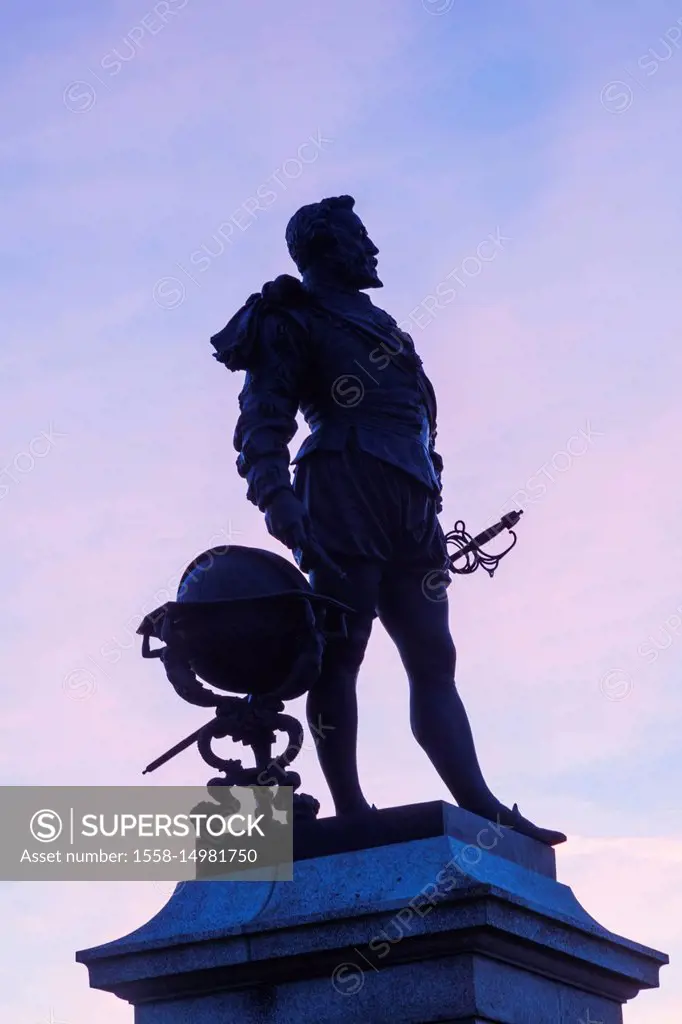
[285,195,355,273]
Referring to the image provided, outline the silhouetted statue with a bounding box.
[211,195,565,845]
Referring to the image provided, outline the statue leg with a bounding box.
[306,560,380,816]
[377,572,499,816]
[377,570,566,844]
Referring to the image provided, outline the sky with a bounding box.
[1,0,681,1019]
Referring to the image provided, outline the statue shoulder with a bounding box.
[260,274,308,308]
[210,275,311,371]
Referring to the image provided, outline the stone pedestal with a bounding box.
[76,801,668,1023]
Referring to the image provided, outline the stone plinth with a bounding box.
[76,801,668,1023]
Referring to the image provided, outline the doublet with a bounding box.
[211,275,445,515]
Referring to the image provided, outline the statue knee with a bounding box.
[406,635,456,686]
[323,616,373,675]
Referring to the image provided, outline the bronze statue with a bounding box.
[211,195,566,845]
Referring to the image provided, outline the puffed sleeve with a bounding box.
[232,311,308,511]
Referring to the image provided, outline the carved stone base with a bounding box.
[76,802,668,1023]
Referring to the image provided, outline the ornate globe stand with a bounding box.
[137,545,353,821]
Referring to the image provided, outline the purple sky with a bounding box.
[1,1,681,1020]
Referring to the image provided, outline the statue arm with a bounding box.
[421,371,444,512]
[429,434,444,513]
[232,312,306,511]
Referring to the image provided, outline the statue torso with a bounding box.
[292,282,440,492]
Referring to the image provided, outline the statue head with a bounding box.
[285,195,382,290]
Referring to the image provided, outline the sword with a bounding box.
[447,510,523,577]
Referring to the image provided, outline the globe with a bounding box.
[139,545,348,701]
